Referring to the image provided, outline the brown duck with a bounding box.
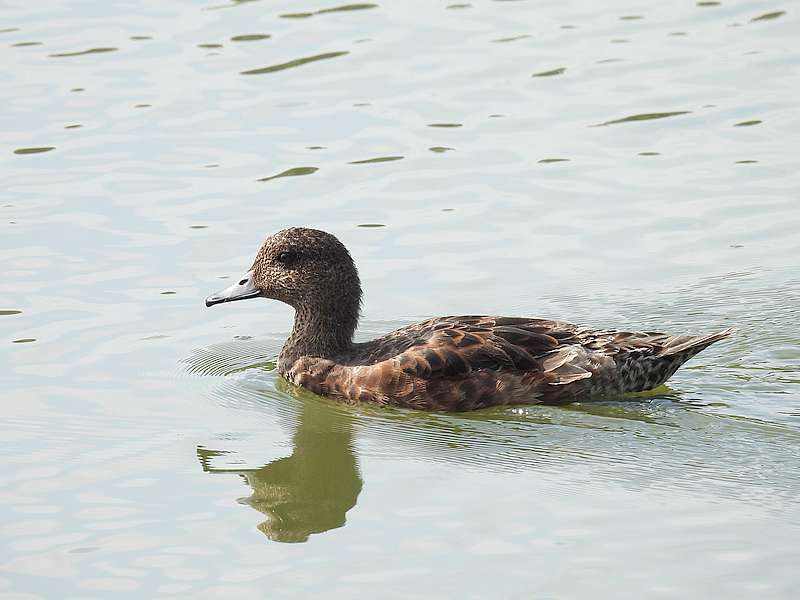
[205,227,734,411]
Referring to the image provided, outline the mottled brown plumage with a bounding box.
[206,228,735,411]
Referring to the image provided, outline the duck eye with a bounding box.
[277,251,295,263]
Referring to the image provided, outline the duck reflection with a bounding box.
[197,391,362,543]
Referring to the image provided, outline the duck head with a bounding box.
[205,228,362,363]
[206,227,361,310]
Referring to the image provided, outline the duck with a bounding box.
[205,227,734,411]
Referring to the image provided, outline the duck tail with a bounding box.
[656,327,736,359]
[618,327,736,394]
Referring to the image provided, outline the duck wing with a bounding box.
[372,315,587,377]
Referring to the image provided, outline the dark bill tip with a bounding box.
[205,295,224,307]
[205,270,261,308]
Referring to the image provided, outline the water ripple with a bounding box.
[592,111,692,127]
[241,51,349,75]
[257,166,318,182]
[751,11,787,22]
[348,156,403,164]
[532,67,566,77]
[13,147,54,155]
[48,47,117,58]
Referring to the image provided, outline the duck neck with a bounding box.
[279,301,359,372]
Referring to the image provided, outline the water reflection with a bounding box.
[197,392,362,543]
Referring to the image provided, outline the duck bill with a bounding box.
[205,270,262,307]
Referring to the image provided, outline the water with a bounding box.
[2,0,799,597]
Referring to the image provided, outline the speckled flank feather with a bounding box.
[206,228,736,412]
